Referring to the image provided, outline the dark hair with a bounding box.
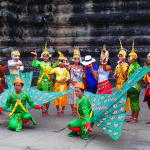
[14,83,24,87]
[137,58,141,64]
[107,59,111,65]
[79,88,84,93]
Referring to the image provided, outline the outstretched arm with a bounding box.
[32,59,41,68]
[31,51,41,68]
[0,94,12,111]
[26,93,41,109]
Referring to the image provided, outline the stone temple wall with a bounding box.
[0,0,150,77]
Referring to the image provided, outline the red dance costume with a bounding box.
[0,66,7,94]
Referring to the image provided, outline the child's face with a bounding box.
[43,54,49,62]
[59,60,65,67]
[75,87,83,97]
[14,83,23,92]
[74,58,80,64]
[128,57,135,64]
[118,55,126,62]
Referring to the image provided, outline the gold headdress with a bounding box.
[118,40,127,57]
[41,42,51,57]
[147,53,150,61]
[100,44,109,64]
[75,82,85,90]
[14,78,24,84]
[58,51,65,60]
[129,40,138,59]
[11,50,20,56]
[73,47,80,59]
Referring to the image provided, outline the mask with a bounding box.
[11,55,20,61]
[147,56,150,61]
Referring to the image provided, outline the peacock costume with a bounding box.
[0,66,150,140]
[0,72,73,131]
[0,90,41,131]
[67,66,150,140]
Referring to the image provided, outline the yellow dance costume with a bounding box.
[114,41,130,111]
[115,62,129,89]
[51,67,70,108]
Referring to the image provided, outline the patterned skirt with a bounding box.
[97,80,112,94]
[54,82,68,107]
[127,87,140,112]
[144,85,150,107]
[0,79,4,94]
[37,79,53,91]
[37,79,53,105]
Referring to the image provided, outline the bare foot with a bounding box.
[126,119,133,123]
[60,111,64,116]
[57,111,62,116]
[42,112,49,117]
[129,119,138,123]
[72,111,77,116]
[145,121,150,124]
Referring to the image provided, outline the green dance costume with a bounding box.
[127,62,141,112]
[32,59,53,91]
[67,96,93,140]
[32,59,53,115]
[0,91,40,131]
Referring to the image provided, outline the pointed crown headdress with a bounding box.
[73,47,80,59]
[118,40,127,57]
[58,51,65,60]
[11,50,20,56]
[147,53,150,57]
[41,42,51,57]
[129,40,138,59]
[100,44,109,59]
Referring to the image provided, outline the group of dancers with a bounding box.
[0,40,149,140]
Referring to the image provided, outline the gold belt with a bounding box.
[76,105,93,119]
[56,80,66,84]
[98,81,110,87]
[116,81,124,85]
[9,99,28,117]
[42,79,49,81]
